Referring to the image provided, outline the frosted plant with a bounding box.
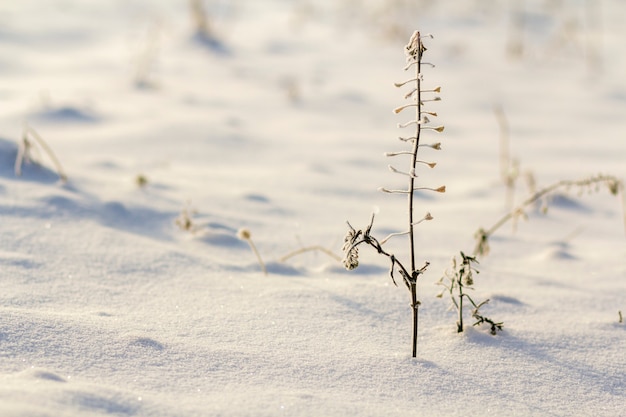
[343,31,444,358]
[278,244,341,264]
[474,174,625,257]
[437,252,503,335]
[237,228,267,276]
[135,174,149,188]
[175,202,198,232]
[15,123,67,183]
[189,0,228,53]
[493,104,519,212]
[190,0,213,38]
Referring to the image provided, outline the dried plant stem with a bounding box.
[457,286,464,332]
[438,252,503,334]
[494,104,515,211]
[278,245,341,263]
[190,0,212,36]
[474,174,625,257]
[391,31,441,357]
[344,215,421,288]
[408,38,421,275]
[404,36,423,358]
[409,35,426,356]
[410,283,419,356]
[237,228,267,276]
[16,124,68,182]
[342,30,441,358]
[247,239,267,276]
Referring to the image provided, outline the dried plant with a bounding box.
[132,19,162,89]
[190,0,214,38]
[135,174,149,188]
[474,174,625,257]
[437,252,503,335]
[342,31,444,357]
[175,202,198,232]
[493,104,519,212]
[237,228,267,276]
[279,245,341,263]
[15,123,67,183]
[189,0,227,53]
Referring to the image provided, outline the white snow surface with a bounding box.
[1,1,625,416]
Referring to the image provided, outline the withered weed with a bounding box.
[342,31,444,357]
[237,228,267,276]
[15,123,67,183]
[474,174,625,257]
[437,252,503,335]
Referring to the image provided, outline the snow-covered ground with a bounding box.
[1,1,625,416]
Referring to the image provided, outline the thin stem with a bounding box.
[409,32,422,275]
[388,165,417,178]
[398,120,419,128]
[247,239,267,276]
[14,134,28,177]
[457,290,464,333]
[406,32,424,358]
[379,230,409,245]
[411,283,418,357]
[380,185,445,194]
[394,77,419,87]
[494,105,511,182]
[238,229,267,275]
[386,151,413,156]
[278,245,341,263]
[19,124,68,182]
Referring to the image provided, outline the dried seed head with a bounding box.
[608,180,620,195]
[343,249,359,270]
[474,228,490,257]
[342,227,360,270]
[136,174,148,187]
[176,216,193,231]
[435,185,446,193]
[404,30,421,58]
[237,228,252,240]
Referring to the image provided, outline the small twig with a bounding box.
[278,245,341,263]
[14,134,29,177]
[493,104,517,212]
[16,124,68,182]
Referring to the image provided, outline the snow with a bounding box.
[1,0,625,416]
